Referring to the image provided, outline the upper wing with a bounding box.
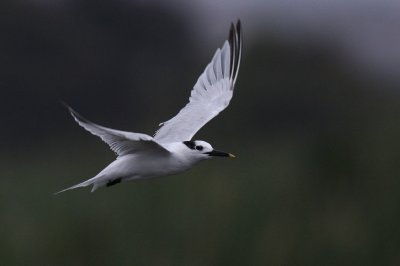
[153,20,242,143]
[65,105,170,157]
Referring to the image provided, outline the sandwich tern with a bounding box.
[56,21,242,193]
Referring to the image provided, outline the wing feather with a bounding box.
[154,20,242,143]
[65,105,170,157]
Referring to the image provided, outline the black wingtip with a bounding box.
[236,20,242,44]
[228,23,236,82]
[228,20,242,87]
[230,22,235,35]
[60,100,70,110]
[236,19,242,29]
[235,20,242,84]
[59,100,75,115]
[60,102,90,125]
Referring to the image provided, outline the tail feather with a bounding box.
[90,183,105,192]
[54,178,95,195]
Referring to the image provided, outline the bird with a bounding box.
[55,20,242,194]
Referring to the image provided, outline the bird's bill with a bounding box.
[206,150,236,158]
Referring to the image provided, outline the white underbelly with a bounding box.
[100,153,193,181]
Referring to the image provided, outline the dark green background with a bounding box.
[2,1,400,265]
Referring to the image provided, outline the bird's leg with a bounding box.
[106,177,122,187]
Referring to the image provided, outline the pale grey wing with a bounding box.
[65,105,170,157]
[154,20,242,143]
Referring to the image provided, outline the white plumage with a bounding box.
[56,21,242,194]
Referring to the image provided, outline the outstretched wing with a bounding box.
[65,105,170,157]
[154,20,242,143]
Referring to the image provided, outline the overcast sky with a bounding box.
[160,0,400,85]
[29,0,400,85]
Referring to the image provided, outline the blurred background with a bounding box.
[2,0,400,265]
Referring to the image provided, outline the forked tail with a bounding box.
[54,177,100,195]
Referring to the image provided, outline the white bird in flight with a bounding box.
[56,20,242,194]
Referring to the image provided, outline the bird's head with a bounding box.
[182,140,235,160]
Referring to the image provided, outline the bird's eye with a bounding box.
[196,145,203,151]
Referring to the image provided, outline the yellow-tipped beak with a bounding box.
[205,150,236,158]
